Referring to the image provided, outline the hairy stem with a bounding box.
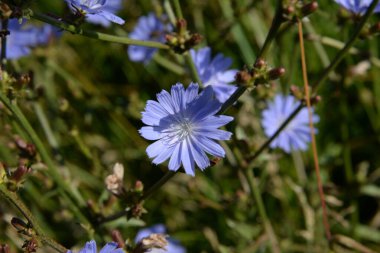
[31,12,169,49]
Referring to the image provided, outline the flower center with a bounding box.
[162,117,194,146]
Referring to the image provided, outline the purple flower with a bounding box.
[261,94,319,153]
[67,240,123,253]
[66,0,125,25]
[334,0,380,14]
[4,20,57,59]
[135,224,186,253]
[190,47,238,103]
[128,13,172,63]
[139,83,233,176]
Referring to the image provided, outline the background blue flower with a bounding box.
[135,224,186,253]
[4,20,57,59]
[261,94,319,153]
[67,240,123,253]
[139,83,233,176]
[127,13,172,63]
[334,0,380,14]
[66,0,125,25]
[190,47,238,103]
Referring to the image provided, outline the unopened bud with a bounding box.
[176,19,187,35]
[310,95,321,105]
[254,58,266,69]
[268,67,285,80]
[165,34,177,45]
[235,70,252,85]
[301,1,318,17]
[290,85,303,100]
[134,180,144,193]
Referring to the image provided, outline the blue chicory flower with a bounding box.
[135,224,186,253]
[261,94,319,153]
[67,240,123,253]
[190,47,238,103]
[334,0,380,14]
[127,13,172,63]
[139,83,233,176]
[4,19,57,59]
[66,0,125,25]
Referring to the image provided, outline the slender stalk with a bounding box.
[247,105,302,161]
[0,184,67,253]
[172,0,184,20]
[218,0,285,114]
[0,94,90,226]
[244,167,281,253]
[298,20,331,242]
[312,0,379,92]
[256,1,283,60]
[1,19,8,69]
[247,0,378,163]
[184,53,203,86]
[31,13,169,49]
[140,171,176,201]
[98,171,176,224]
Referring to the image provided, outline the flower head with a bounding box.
[105,163,124,195]
[334,0,380,14]
[66,0,125,25]
[135,224,186,253]
[67,240,123,253]
[4,20,57,59]
[261,94,319,153]
[190,47,238,103]
[128,13,172,63]
[139,83,233,176]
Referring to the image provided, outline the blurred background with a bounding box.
[1,0,380,252]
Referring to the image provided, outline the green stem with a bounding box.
[31,12,170,49]
[140,171,176,201]
[312,0,379,92]
[244,168,281,253]
[0,94,90,225]
[172,0,183,20]
[98,171,176,224]
[246,0,378,162]
[0,184,67,253]
[184,53,203,86]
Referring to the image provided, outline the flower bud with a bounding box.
[22,238,38,253]
[235,70,252,85]
[11,217,28,231]
[301,1,318,17]
[111,230,125,248]
[176,19,187,36]
[268,67,285,80]
[254,58,266,69]
[134,180,144,193]
[10,165,30,183]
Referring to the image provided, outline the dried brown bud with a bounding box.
[10,165,30,183]
[22,238,38,253]
[310,95,321,105]
[186,33,202,47]
[105,163,124,195]
[134,234,168,253]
